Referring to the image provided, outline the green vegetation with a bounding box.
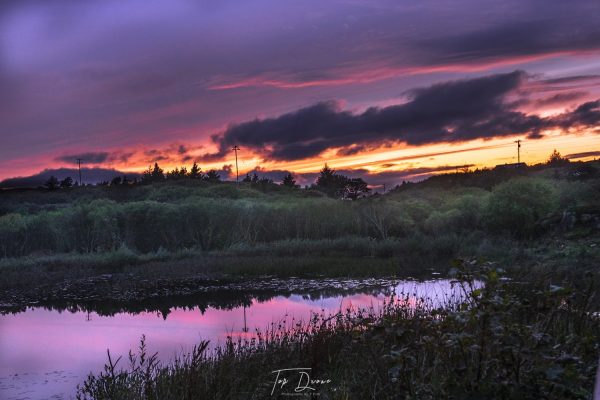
[76,263,600,399]
[0,161,597,255]
[0,160,598,275]
[1,159,599,311]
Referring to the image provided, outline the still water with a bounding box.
[0,279,467,400]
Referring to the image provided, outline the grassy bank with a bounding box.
[76,263,600,400]
[2,232,598,307]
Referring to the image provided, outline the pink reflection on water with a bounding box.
[0,279,467,400]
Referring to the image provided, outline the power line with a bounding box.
[514,140,522,164]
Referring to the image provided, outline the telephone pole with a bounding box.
[242,303,249,333]
[232,146,240,182]
[515,140,521,164]
[77,158,83,186]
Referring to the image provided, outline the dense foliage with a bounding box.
[0,162,598,260]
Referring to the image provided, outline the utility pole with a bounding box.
[242,303,249,333]
[232,146,240,182]
[77,158,83,186]
[515,140,522,164]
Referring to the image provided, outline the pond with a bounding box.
[0,278,468,400]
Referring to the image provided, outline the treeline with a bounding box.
[0,173,597,258]
[141,162,221,184]
[41,163,371,200]
[38,149,595,199]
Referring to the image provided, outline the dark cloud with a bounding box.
[241,167,293,183]
[554,100,600,129]
[55,151,133,164]
[205,71,543,161]
[203,71,600,162]
[141,144,198,163]
[0,168,141,188]
[423,19,600,66]
[336,144,369,157]
[279,164,477,187]
[177,145,188,154]
[211,165,234,180]
[565,151,600,160]
[541,75,600,85]
[535,92,588,107]
[335,143,392,157]
[55,152,109,164]
[328,165,475,186]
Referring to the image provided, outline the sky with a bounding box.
[1,0,600,185]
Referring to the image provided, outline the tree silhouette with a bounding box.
[111,176,122,186]
[141,166,153,184]
[167,166,189,180]
[151,163,165,181]
[204,170,221,182]
[547,149,569,166]
[316,164,335,185]
[45,176,59,190]
[282,173,297,188]
[189,162,202,179]
[140,163,165,184]
[316,164,348,198]
[315,164,370,199]
[166,167,182,180]
[60,176,73,188]
[345,177,370,200]
[242,174,252,183]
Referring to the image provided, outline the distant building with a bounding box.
[494,162,527,170]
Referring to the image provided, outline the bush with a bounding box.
[0,213,27,257]
[485,178,557,237]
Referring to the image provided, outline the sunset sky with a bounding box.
[1,0,600,185]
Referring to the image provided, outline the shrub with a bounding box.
[485,178,557,237]
[0,213,27,257]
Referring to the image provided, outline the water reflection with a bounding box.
[1,278,402,318]
[0,278,469,400]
